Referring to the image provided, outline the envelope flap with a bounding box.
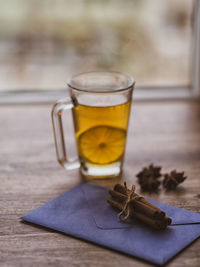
[81,183,200,228]
[81,182,131,229]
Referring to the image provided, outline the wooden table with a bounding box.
[1,100,200,266]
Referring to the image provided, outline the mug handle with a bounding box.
[51,97,80,170]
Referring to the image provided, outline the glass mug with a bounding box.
[52,71,135,179]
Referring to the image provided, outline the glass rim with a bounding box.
[67,71,135,93]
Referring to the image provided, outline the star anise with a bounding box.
[136,164,162,191]
[163,170,187,190]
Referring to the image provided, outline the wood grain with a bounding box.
[0,100,200,267]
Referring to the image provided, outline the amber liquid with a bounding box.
[72,100,131,173]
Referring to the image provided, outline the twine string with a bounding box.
[118,182,141,222]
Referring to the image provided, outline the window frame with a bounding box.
[0,0,199,104]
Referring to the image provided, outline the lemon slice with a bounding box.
[78,125,126,165]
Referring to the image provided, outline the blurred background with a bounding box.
[0,0,194,92]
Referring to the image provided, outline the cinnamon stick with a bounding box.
[109,189,165,220]
[164,216,172,226]
[114,183,165,217]
[114,184,127,195]
[107,197,168,230]
[109,183,172,229]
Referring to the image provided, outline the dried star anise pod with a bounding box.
[136,164,162,191]
[163,170,187,190]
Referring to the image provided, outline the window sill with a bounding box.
[0,87,199,105]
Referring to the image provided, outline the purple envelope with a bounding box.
[21,182,200,265]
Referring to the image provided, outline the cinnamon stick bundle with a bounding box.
[107,183,172,230]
